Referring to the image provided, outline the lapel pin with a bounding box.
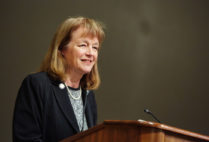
[59,83,65,89]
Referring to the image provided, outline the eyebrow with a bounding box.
[78,39,99,46]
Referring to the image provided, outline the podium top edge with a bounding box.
[103,120,209,141]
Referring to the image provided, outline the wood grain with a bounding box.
[60,120,209,142]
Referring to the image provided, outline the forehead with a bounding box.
[71,27,99,43]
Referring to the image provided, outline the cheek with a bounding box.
[62,50,75,66]
[64,47,80,59]
[64,51,73,62]
[94,53,98,61]
[93,51,98,58]
[77,50,85,57]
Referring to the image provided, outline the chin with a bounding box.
[79,65,94,75]
[81,68,92,74]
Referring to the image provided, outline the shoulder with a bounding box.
[88,90,95,96]
[19,72,53,93]
[24,72,49,82]
[22,72,51,86]
[86,90,96,103]
[86,90,94,97]
[18,72,52,103]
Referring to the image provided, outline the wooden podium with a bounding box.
[60,120,209,142]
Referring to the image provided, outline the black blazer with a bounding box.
[13,72,97,142]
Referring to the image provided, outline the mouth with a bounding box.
[81,59,93,63]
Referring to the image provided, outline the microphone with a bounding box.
[144,109,161,123]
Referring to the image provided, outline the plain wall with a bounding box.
[0,0,209,141]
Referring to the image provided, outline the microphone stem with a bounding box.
[149,112,161,123]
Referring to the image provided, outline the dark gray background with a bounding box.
[1,0,209,141]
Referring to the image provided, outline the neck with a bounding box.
[65,69,83,88]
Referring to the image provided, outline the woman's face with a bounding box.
[62,27,99,75]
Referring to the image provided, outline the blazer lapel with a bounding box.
[51,82,80,133]
[82,90,94,128]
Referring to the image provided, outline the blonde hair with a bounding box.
[39,16,105,90]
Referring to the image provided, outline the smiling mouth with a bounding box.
[81,59,93,63]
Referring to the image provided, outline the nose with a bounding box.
[86,46,93,56]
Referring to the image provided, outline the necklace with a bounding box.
[65,83,81,100]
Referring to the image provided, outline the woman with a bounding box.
[13,17,105,142]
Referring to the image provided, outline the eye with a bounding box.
[93,46,99,51]
[78,44,87,47]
